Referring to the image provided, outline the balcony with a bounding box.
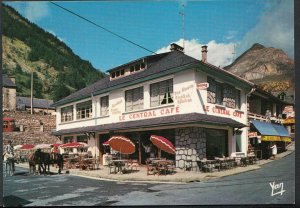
[248,112,283,124]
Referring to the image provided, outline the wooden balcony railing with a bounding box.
[248,112,283,123]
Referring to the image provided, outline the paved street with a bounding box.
[3,152,294,206]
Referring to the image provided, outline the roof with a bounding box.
[52,113,246,136]
[252,88,293,105]
[52,50,255,107]
[17,96,55,109]
[2,74,16,88]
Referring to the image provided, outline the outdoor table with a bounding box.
[198,159,216,172]
[109,159,128,174]
[80,158,95,170]
[150,159,174,175]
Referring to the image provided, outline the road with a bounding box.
[3,152,295,206]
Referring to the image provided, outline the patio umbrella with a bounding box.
[14,145,23,150]
[19,144,35,150]
[52,143,62,147]
[150,135,176,155]
[60,142,89,149]
[108,136,135,154]
[34,144,52,149]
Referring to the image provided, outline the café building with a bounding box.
[52,44,255,169]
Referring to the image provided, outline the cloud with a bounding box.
[156,39,235,68]
[24,2,50,22]
[238,0,294,58]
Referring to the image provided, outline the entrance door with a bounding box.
[206,129,228,158]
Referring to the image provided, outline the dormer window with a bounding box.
[110,61,147,80]
[130,66,134,73]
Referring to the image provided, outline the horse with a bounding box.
[34,149,64,174]
[3,152,15,176]
[27,153,38,175]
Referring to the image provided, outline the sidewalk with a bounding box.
[15,143,294,183]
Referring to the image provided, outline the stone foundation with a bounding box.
[175,127,206,169]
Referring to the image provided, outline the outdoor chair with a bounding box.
[146,160,157,176]
[108,161,117,174]
[127,159,139,172]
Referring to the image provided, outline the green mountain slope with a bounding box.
[2,4,106,101]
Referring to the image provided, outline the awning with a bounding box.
[250,120,291,142]
[53,113,246,136]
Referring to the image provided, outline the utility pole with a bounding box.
[179,4,185,52]
[31,72,33,114]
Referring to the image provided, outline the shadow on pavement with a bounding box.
[3,195,32,207]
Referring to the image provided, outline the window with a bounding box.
[100,96,109,116]
[150,79,173,107]
[77,135,88,144]
[61,105,73,122]
[130,66,134,73]
[64,136,74,143]
[121,69,125,75]
[207,77,223,104]
[111,72,116,78]
[76,100,92,120]
[235,130,242,152]
[235,89,241,109]
[125,87,144,112]
[3,121,8,129]
[207,77,241,109]
[116,71,120,77]
[135,64,140,71]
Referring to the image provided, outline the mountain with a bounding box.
[224,43,294,93]
[2,4,106,101]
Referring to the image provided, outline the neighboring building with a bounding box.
[2,74,16,111]
[52,43,255,168]
[247,88,292,159]
[16,96,55,115]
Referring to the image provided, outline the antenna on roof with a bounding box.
[179,4,185,52]
[232,44,236,63]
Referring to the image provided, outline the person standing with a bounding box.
[142,142,151,163]
[5,140,15,174]
[270,142,277,160]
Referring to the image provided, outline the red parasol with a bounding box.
[20,144,35,150]
[108,136,135,154]
[150,135,176,154]
[60,142,89,149]
[103,141,109,146]
[52,143,62,147]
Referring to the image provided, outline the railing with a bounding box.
[248,112,283,124]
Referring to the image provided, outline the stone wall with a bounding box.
[3,111,56,132]
[2,111,59,150]
[175,127,206,169]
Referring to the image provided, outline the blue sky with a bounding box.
[5,0,294,72]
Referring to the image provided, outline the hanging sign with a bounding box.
[197,82,209,90]
[248,132,257,138]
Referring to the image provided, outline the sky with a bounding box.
[5,0,294,72]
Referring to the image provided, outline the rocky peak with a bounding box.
[224,43,294,93]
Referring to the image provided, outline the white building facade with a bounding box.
[53,44,254,168]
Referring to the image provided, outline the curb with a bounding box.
[14,150,294,184]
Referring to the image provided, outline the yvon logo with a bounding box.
[269,181,286,196]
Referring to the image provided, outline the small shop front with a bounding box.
[249,120,291,159]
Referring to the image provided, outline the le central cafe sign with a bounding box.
[203,105,244,118]
[119,106,180,121]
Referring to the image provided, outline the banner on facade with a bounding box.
[261,136,281,141]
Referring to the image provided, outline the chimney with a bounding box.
[201,45,208,63]
[170,43,184,52]
[9,76,16,84]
